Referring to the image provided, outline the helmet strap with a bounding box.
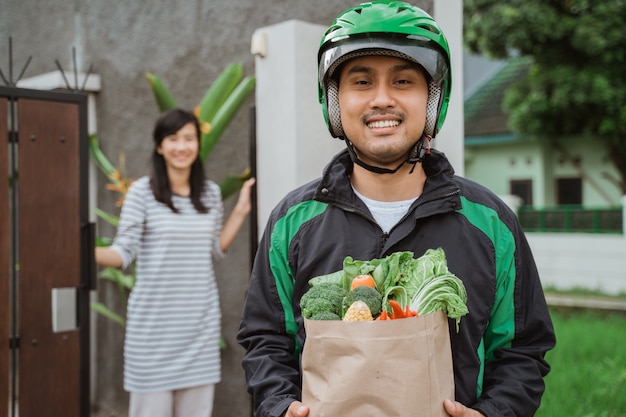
[345,134,431,175]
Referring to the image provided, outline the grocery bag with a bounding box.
[302,311,454,417]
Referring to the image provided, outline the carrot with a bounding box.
[388,300,406,319]
[377,310,388,320]
[405,305,418,317]
[351,274,376,290]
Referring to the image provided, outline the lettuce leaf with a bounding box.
[307,248,468,329]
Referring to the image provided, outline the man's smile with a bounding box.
[366,119,401,129]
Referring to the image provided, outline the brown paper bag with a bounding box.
[302,311,454,417]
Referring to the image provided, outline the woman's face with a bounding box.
[156,122,199,173]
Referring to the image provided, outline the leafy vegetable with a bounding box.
[409,272,468,331]
[308,248,468,328]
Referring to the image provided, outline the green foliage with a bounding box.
[537,310,626,416]
[464,0,626,193]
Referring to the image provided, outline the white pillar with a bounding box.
[434,0,464,176]
[251,20,344,237]
[622,195,626,237]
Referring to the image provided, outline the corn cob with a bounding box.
[343,301,373,321]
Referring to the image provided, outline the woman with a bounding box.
[96,108,255,417]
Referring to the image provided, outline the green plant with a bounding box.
[90,63,255,340]
[537,309,626,416]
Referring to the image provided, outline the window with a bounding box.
[510,179,533,206]
[557,178,582,205]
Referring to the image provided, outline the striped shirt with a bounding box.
[110,176,224,392]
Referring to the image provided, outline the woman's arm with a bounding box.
[219,178,255,252]
[95,246,124,268]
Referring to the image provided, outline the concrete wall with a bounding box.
[529,231,626,295]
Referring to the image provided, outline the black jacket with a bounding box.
[238,149,555,417]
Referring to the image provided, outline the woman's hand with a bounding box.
[219,177,256,252]
[233,178,256,215]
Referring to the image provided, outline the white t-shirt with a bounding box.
[353,187,418,233]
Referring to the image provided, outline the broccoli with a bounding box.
[300,282,347,319]
[342,286,382,318]
[310,311,341,321]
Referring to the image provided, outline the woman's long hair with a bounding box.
[150,108,209,213]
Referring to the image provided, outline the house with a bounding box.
[462,54,626,295]
[463,54,623,209]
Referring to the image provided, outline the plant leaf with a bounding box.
[99,267,135,290]
[94,208,119,227]
[95,236,113,247]
[196,62,243,123]
[90,301,126,326]
[146,72,178,111]
[200,76,256,160]
[89,134,117,177]
[219,167,252,200]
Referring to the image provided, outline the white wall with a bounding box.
[252,20,345,237]
[434,0,464,175]
[528,232,626,295]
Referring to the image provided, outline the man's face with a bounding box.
[337,55,428,169]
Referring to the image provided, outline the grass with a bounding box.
[536,309,626,417]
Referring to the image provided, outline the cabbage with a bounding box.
[308,248,468,329]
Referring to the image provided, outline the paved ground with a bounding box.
[545,293,626,312]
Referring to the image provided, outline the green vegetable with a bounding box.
[342,286,382,318]
[409,272,468,331]
[308,248,469,329]
[300,282,347,319]
[310,311,341,321]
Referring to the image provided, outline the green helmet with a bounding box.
[318,1,452,140]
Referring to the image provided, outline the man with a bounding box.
[237,2,556,416]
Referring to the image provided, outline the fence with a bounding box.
[519,206,623,234]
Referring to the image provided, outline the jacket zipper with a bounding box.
[329,188,459,255]
[387,188,461,236]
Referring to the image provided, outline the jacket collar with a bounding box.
[314,148,461,212]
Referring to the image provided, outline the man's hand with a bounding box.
[284,401,309,417]
[444,399,486,417]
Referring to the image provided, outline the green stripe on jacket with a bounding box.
[458,196,517,396]
[269,200,329,350]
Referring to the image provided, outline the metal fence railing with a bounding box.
[518,206,623,234]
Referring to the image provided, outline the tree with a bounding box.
[464,0,626,194]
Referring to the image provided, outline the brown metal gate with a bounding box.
[0,86,92,417]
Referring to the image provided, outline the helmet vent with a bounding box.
[416,24,440,35]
